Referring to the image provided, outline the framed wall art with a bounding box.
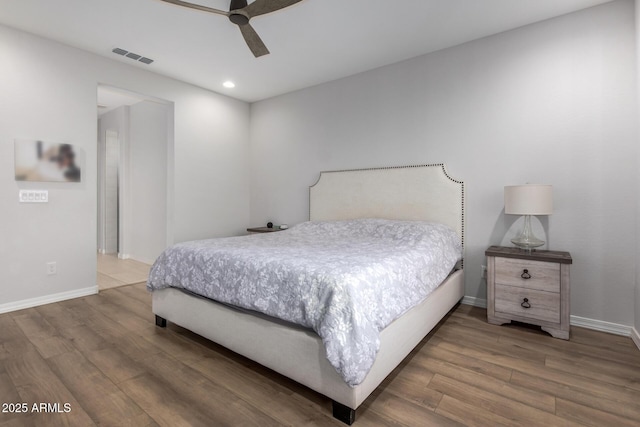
[14,139,81,183]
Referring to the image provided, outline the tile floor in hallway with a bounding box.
[97,253,151,290]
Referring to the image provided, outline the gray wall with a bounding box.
[635,0,640,341]
[0,23,250,310]
[129,100,170,264]
[250,1,638,327]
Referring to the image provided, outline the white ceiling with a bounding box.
[0,0,614,103]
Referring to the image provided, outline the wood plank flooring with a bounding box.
[1,283,639,426]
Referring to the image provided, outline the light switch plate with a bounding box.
[19,190,48,203]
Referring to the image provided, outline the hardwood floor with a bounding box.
[1,283,639,426]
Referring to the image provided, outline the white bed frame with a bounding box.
[152,164,465,424]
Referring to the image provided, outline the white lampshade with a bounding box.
[504,185,553,216]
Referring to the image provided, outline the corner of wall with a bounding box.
[635,0,640,344]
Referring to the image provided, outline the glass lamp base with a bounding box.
[511,215,545,253]
[510,236,545,252]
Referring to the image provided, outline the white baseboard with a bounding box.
[569,315,633,337]
[130,255,155,265]
[461,295,487,308]
[631,327,640,351]
[0,286,98,314]
[461,297,636,339]
[118,253,130,260]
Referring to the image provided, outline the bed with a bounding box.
[149,164,465,424]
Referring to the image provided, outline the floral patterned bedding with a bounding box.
[147,218,462,386]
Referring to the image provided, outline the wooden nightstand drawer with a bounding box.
[495,284,560,323]
[495,257,560,293]
[486,246,572,340]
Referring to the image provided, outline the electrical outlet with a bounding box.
[481,265,487,279]
[46,262,57,275]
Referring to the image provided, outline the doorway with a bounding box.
[96,85,174,290]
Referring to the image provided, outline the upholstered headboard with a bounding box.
[309,164,464,249]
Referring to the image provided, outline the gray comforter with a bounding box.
[147,219,462,386]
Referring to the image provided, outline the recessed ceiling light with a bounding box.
[223,81,236,89]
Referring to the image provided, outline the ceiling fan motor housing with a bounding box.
[229,0,250,25]
[230,0,247,8]
[229,13,249,25]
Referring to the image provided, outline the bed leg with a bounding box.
[155,315,167,327]
[332,401,355,425]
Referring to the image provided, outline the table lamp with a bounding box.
[504,184,553,252]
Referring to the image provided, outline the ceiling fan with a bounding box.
[158,0,303,57]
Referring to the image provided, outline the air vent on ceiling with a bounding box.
[111,48,154,65]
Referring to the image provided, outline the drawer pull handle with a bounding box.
[521,269,531,279]
[521,298,531,309]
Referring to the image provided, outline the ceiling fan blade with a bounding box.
[238,23,270,57]
[158,0,228,17]
[243,0,303,18]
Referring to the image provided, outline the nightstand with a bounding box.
[247,227,285,234]
[485,246,572,340]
